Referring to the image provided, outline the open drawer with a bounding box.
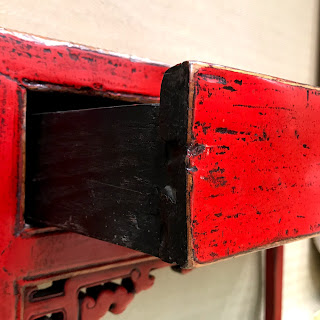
[24,60,320,268]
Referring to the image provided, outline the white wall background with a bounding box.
[0,1,319,319]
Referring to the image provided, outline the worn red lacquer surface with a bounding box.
[0,30,167,98]
[0,29,286,320]
[188,64,320,264]
[0,29,168,319]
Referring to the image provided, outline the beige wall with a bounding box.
[1,0,319,319]
[0,0,318,83]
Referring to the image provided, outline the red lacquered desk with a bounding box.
[1,29,319,320]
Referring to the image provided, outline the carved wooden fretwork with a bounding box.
[21,257,168,320]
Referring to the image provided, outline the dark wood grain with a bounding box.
[25,100,166,256]
[159,62,190,264]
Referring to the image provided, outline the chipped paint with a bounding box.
[187,63,320,265]
[0,29,169,319]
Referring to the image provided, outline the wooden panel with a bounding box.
[0,29,170,320]
[160,61,320,267]
[25,101,165,257]
[0,29,168,99]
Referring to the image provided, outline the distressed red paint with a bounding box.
[187,63,320,264]
[0,29,287,319]
[0,29,168,319]
[0,30,167,98]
